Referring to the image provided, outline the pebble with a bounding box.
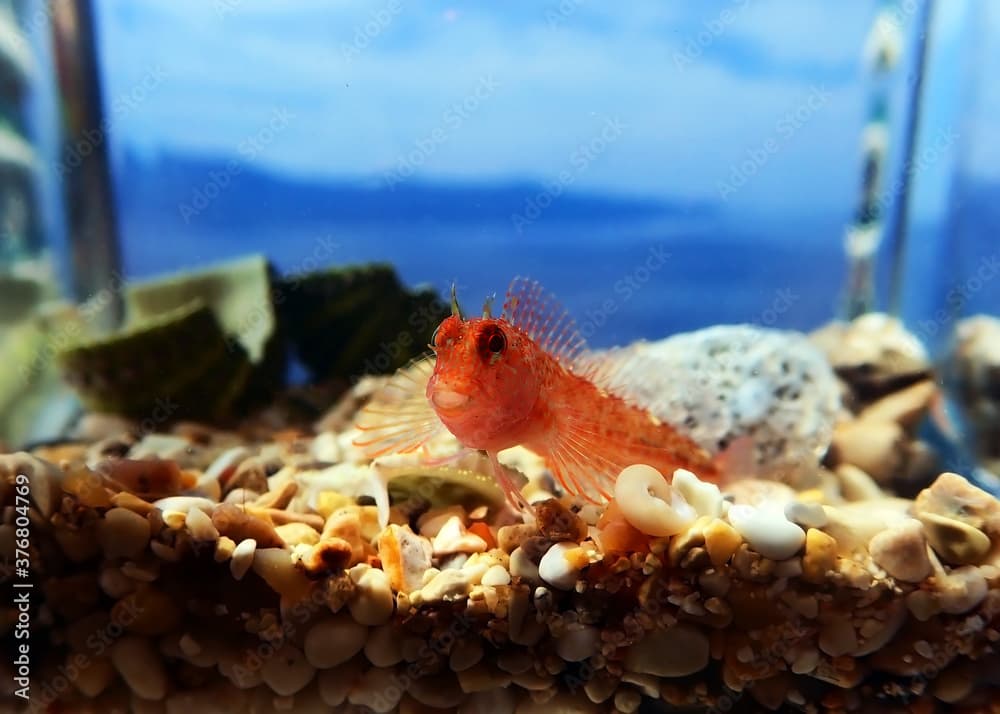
[364,623,404,666]
[835,463,884,501]
[830,420,905,483]
[230,538,256,580]
[538,542,588,590]
[623,624,709,677]
[106,458,187,497]
[253,547,312,600]
[212,503,284,548]
[555,625,599,662]
[153,496,216,516]
[449,637,484,671]
[727,503,805,560]
[260,644,315,696]
[802,528,838,582]
[937,565,988,614]
[418,505,468,537]
[868,519,932,582]
[703,518,742,569]
[214,536,236,563]
[784,500,828,529]
[74,655,116,698]
[111,635,168,700]
[184,504,219,541]
[303,614,368,668]
[317,661,363,707]
[97,507,151,559]
[202,445,254,483]
[672,468,723,518]
[614,464,697,537]
[347,666,403,712]
[415,563,489,603]
[918,511,991,565]
[348,565,395,625]
[378,524,433,593]
[481,564,511,587]
[275,522,321,547]
[407,673,466,708]
[915,472,1000,537]
[509,547,541,583]
[432,515,488,555]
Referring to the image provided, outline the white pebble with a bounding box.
[727,504,805,560]
[481,564,511,587]
[538,542,583,591]
[432,515,487,556]
[230,538,256,580]
[672,468,723,518]
[509,547,540,583]
[152,496,216,515]
[784,500,828,529]
[260,644,315,696]
[304,615,368,668]
[555,625,599,662]
[111,636,168,700]
[184,505,219,541]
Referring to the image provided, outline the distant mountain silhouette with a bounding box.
[114,149,715,230]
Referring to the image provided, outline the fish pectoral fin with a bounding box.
[544,418,620,504]
[501,277,588,367]
[353,354,446,458]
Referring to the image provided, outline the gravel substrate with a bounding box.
[2,316,1000,713]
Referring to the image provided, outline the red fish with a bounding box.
[355,277,723,512]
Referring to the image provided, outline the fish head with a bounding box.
[426,314,542,449]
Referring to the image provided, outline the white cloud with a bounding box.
[95,0,881,213]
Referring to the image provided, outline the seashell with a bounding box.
[614,464,696,537]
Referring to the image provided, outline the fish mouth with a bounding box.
[430,387,470,414]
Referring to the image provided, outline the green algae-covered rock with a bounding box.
[279,263,446,382]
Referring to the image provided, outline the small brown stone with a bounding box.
[298,537,354,576]
[534,499,587,542]
[211,503,284,548]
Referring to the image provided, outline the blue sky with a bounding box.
[92,0,986,222]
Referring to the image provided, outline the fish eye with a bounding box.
[477,325,507,361]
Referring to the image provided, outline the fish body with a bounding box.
[356,277,719,511]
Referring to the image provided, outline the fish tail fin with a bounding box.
[353,354,446,458]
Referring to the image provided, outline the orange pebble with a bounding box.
[468,521,496,549]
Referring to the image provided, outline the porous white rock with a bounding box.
[587,325,841,478]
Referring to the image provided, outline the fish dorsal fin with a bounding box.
[353,354,447,458]
[502,277,587,367]
[574,344,649,401]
